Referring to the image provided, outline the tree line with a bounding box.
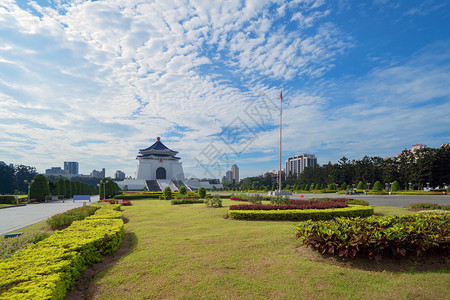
[222,144,449,191]
[0,164,38,194]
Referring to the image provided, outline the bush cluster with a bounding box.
[0,205,124,299]
[407,203,450,211]
[228,205,373,221]
[296,214,449,260]
[46,206,100,230]
[205,195,222,207]
[270,195,290,205]
[0,195,27,205]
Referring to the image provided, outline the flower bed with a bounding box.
[230,200,347,211]
[230,197,248,202]
[296,213,449,260]
[0,231,50,260]
[0,205,124,299]
[46,206,100,230]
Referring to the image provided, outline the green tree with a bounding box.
[13,165,38,193]
[0,164,15,194]
[198,187,206,198]
[327,183,336,190]
[356,181,365,190]
[30,174,50,202]
[179,186,187,195]
[64,179,71,198]
[71,181,77,196]
[163,187,172,200]
[99,178,119,199]
[56,177,66,197]
[373,181,382,191]
[391,181,400,192]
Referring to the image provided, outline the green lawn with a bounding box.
[74,200,449,299]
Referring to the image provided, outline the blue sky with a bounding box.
[0,0,449,180]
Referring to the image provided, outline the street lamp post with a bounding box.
[409,182,412,191]
[24,179,35,203]
[366,183,371,191]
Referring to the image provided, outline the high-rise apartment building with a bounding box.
[64,161,79,175]
[231,164,239,182]
[285,154,317,178]
[115,170,126,180]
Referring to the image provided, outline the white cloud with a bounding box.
[1,0,446,179]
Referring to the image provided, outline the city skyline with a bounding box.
[0,1,449,179]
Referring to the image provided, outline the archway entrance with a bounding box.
[156,167,166,179]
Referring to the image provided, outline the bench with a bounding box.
[5,232,23,238]
[73,195,91,203]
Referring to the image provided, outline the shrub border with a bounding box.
[228,205,373,221]
[0,204,124,299]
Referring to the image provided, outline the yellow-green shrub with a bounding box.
[228,205,374,221]
[0,206,124,299]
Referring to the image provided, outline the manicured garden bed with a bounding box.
[67,199,449,299]
[228,205,374,220]
[296,213,449,260]
[0,204,124,299]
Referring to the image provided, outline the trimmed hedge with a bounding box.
[230,200,348,211]
[228,205,374,221]
[171,199,205,205]
[0,205,124,299]
[296,213,449,260]
[0,195,27,205]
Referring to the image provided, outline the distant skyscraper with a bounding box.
[64,161,79,175]
[45,167,66,175]
[90,168,105,178]
[115,170,125,180]
[231,164,239,182]
[285,154,317,178]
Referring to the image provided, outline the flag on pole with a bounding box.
[280,91,282,101]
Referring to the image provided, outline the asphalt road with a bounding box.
[290,193,450,207]
[0,195,99,236]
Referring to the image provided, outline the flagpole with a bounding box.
[279,91,282,193]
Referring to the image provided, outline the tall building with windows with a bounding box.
[285,154,317,178]
[64,161,79,175]
[231,164,239,182]
[115,170,126,180]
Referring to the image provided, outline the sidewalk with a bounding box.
[0,195,99,236]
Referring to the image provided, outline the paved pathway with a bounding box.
[0,196,99,236]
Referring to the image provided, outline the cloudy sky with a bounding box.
[0,0,449,180]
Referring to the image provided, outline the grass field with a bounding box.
[60,200,448,299]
